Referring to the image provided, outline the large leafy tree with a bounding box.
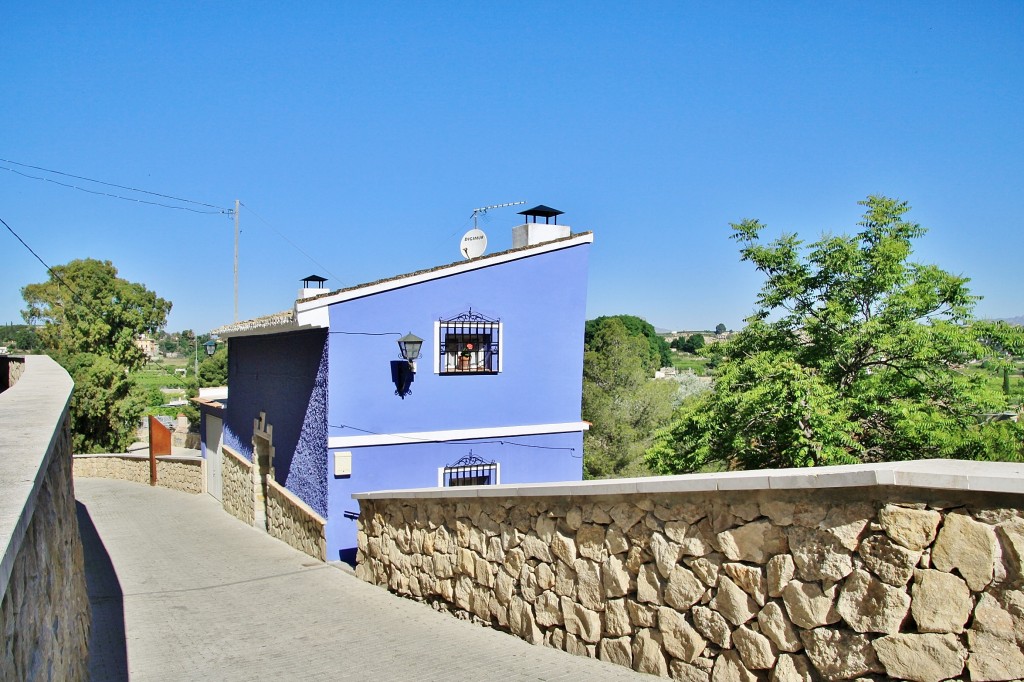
[585,314,671,369]
[22,259,172,453]
[647,196,1024,473]
[583,318,676,478]
[23,259,172,371]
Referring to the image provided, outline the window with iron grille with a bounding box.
[435,310,501,374]
[439,453,499,487]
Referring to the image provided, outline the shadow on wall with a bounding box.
[76,501,128,682]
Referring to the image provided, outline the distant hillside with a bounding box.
[999,316,1024,326]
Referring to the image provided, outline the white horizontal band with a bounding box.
[328,421,589,449]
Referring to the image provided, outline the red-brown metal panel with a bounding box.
[148,416,172,485]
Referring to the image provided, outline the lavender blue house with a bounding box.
[205,220,592,561]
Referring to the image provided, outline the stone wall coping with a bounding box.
[266,477,326,526]
[72,453,202,463]
[352,458,1024,500]
[222,444,252,469]
[0,355,73,597]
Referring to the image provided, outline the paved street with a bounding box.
[75,478,647,681]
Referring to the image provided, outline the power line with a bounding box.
[0,214,100,322]
[0,157,232,212]
[239,202,342,281]
[0,165,231,215]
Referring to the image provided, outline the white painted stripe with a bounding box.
[297,233,593,315]
[328,421,589,449]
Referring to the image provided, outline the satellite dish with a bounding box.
[460,228,487,259]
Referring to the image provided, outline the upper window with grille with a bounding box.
[434,310,502,374]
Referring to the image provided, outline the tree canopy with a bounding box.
[199,346,228,387]
[22,258,171,372]
[22,259,172,453]
[585,315,671,370]
[647,196,1024,474]
[583,318,676,477]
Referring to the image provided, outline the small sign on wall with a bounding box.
[334,451,352,477]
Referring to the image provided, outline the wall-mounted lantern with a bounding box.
[397,332,423,367]
[204,339,218,356]
[393,332,424,399]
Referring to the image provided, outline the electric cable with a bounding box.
[239,202,342,281]
[1,165,231,215]
[0,157,231,212]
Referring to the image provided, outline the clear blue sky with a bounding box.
[3,2,1022,334]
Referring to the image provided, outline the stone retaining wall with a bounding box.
[355,461,1024,682]
[1,355,25,392]
[73,453,204,494]
[266,478,326,561]
[1,356,90,681]
[222,446,255,526]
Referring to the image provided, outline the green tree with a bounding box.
[686,334,706,353]
[585,315,671,369]
[583,318,676,478]
[647,196,1024,474]
[715,323,727,334]
[22,259,172,453]
[22,259,171,371]
[199,346,228,387]
[62,353,148,453]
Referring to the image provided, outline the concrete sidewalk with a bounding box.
[75,478,647,681]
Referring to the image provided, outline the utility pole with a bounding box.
[233,199,240,322]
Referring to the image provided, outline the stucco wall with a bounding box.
[73,454,204,494]
[266,478,326,561]
[221,447,255,526]
[355,461,1024,682]
[223,329,328,517]
[327,432,583,561]
[327,241,590,437]
[1,356,90,681]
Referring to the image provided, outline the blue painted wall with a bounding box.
[326,431,583,560]
[323,241,590,560]
[223,329,329,517]
[326,242,590,438]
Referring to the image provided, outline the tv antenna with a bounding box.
[459,200,526,259]
[470,200,526,229]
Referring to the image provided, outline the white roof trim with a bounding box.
[297,233,593,325]
[328,421,589,449]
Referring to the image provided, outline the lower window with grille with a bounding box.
[439,454,499,487]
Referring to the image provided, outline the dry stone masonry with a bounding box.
[266,478,326,561]
[222,447,256,526]
[355,462,1024,682]
[73,453,203,494]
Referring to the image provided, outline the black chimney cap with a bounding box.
[301,275,328,288]
[518,205,564,218]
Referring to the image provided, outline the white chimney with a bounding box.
[299,274,328,300]
[512,205,571,248]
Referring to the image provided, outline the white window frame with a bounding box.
[433,319,503,374]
